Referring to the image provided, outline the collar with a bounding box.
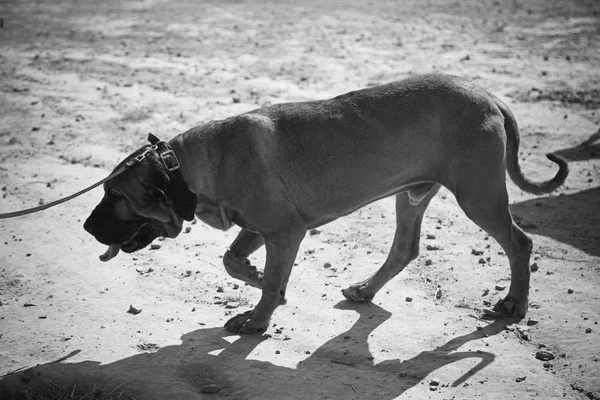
[147,133,181,171]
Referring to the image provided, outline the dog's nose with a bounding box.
[83,215,96,235]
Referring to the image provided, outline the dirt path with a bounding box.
[1,0,599,399]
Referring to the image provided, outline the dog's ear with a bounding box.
[166,180,197,222]
[150,169,197,222]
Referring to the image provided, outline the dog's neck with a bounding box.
[168,128,220,202]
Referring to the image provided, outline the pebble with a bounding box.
[426,243,442,251]
[426,234,436,240]
[530,263,539,272]
[127,305,142,315]
[471,249,484,256]
[435,288,443,299]
[516,376,526,383]
[567,289,574,294]
[535,350,555,361]
[425,259,433,266]
[479,258,486,264]
[324,262,332,268]
[309,228,321,235]
[495,285,506,291]
[184,226,191,233]
[585,328,592,333]
[150,243,161,250]
[225,301,239,309]
[405,296,413,302]
[429,379,440,387]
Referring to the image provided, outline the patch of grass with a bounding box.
[7,380,134,400]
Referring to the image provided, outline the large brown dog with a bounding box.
[84,74,568,334]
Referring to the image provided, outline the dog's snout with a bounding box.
[83,216,94,235]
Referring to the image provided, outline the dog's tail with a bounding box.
[496,98,569,195]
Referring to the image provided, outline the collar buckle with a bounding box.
[159,149,180,171]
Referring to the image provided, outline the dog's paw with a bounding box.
[493,294,528,319]
[224,310,268,334]
[341,283,375,302]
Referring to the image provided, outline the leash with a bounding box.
[0,165,129,219]
[0,133,177,220]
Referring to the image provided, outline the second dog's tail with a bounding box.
[496,98,569,195]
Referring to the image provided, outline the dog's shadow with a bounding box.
[510,186,600,258]
[0,302,511,400]
[553,130,600,162]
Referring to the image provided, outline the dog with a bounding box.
[84,73,569,334]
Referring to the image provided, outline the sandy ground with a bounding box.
[0,0,599,399]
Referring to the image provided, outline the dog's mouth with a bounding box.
[99,222,165,262]
[121,222,165,253]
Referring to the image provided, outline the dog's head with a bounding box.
[84,143,197,261]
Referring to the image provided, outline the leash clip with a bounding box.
[126,145,158,167]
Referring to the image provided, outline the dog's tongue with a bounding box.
[99,245,120,262]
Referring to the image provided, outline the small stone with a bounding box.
[471,249,484,256]
[429,378,440,387]
[535,350,555,361]
[482,288,489,296]
[483,299,492,307]
[516,376,526,383]
[495,285,506,291]
[309,228,321,235]
[530,263,539,272]
[184,226,192,233]
[426,243,442,251]
[150,243,161,250]
[435,288,443,299]
[426,234,436,240]
[585,328,592,333]
[275,350,281,354]
[324,262,332,269]
[217,286,224,293]
[543,362,553,369]
[127,305,142,315]
[479,258,486,264]
[567,289,574,294]
[527,319,539,326]
[425,259,433,266]
[225,301,239,309]
[405,296,413,302]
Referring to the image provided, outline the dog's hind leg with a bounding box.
[342,183,441,302]
[454,173,532,318]
[223,229,265,288]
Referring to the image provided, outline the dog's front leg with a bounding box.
[223,229,265,288]
[225,229,304,334]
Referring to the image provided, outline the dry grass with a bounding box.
[6,380,134,400]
